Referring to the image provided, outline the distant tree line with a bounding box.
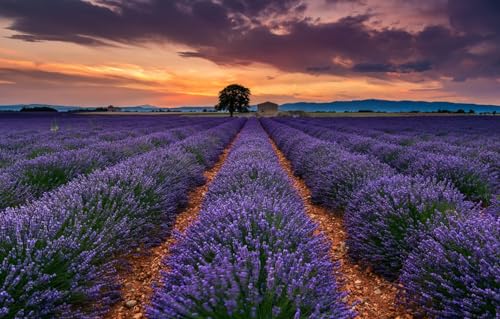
[20,107,57,112]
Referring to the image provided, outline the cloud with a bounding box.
[353,61,432,73]
[0,67,155,87]
[0,0,499,81]
[325,0,366,4]
[0,66,167,105]
[448,0,500,35]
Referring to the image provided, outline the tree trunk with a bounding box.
[229,110,233,117]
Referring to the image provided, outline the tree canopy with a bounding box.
[215,84,250,117]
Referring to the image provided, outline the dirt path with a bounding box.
[268,136,412,319]
[105,133,240,319]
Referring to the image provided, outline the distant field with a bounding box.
[1,114,498,318]
[303,111,495,117]
[73,110,498,117]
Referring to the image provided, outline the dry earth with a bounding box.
[269,136,413,319]
[105,132,240,319]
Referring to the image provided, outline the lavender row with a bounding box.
[304,116,500,149]
[0,118,244,318]
[276,118,497,205]
[0,115,211,163]
[0,120,227,209]
[0,115,160,150]
[400,213,499,318]
[0,117,220,176]
[290,118,500,168]
[297,117,499,159]
[0,114,195,138]
[262,119,499,318]
[0,124,197,209]
[0,117,218,167]
[0,116,220,149]
[149,119,353,319]
[262,119,395,211]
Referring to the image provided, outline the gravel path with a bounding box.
[268,135,413,319]
[105,132,241,319]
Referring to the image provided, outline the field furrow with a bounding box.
[0,119,226,209]
[262,118,498,319]
[148,119,353,318]
[268,136,411,319]
[0,119,244,318]
[106,126,242,319]
[1,114,497,319]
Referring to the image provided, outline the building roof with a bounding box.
[257,101,278,107]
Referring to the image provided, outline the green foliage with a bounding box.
[215,84,251,117]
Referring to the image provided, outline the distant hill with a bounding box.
[280,99,499,113]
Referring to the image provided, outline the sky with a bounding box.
[0,0,499,107]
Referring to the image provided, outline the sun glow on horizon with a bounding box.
[0,0,499,107]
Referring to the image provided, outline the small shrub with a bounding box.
[409,153,495,205]
[310,152,394,210]
[344,174,476,279]
[400,214,499,318]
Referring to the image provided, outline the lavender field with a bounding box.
[0,114,498,319]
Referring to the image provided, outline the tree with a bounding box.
[215,84,250,117]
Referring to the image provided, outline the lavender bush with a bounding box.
[409,153,496,205]
[0,116,204,165]
[262,119,394,210]
[344,174,476,279]
[484,198,499,217]
[309,151,394,210]
[149,119,353,319]
[1,148,107,203]
[400,213,499,318]
[0,119,244,318]
[276,118,498,205]
[0,122,221,209]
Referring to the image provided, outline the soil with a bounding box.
[268,136,413,319]
[105,132,240,319]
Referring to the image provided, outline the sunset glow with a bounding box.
[0,1,499,107]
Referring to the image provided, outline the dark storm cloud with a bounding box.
[0,0,234,46]
[0,0,499,80]
[325,0,366,4]
[353,61,432,73]
[448,0,500,35]
[221,0,306,16]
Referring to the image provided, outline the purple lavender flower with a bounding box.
[148,119,353,319]
[345,174,477,279]
[0,120,227,209]
[309,151,395,210]
[0,119,244,318]
[409,153,496,205]
[400,213,499,318]
[272,117,498,205]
